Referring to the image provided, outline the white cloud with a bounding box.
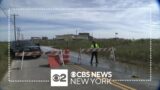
[0,0,159,41]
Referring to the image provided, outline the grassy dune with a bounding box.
[0,42,8,81]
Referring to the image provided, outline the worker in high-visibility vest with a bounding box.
[90,41,99,66]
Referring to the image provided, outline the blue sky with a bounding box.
[0,0,160,41]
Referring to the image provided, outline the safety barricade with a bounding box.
[78,47,116,64]
[46,48,71,68]
[47,51,61,68]
[15,51,42,57]
[63,49,70,64]
[18,48,70,69]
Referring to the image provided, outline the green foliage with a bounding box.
[0,42,8,81]
[0,39,159,80]
[38,39,160,66]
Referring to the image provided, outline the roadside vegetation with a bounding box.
[0,42,8,81]
[0,39,159,80]
[38,39,160,69]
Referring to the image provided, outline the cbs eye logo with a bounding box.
[51,69,68,87]
[52,74,66,82]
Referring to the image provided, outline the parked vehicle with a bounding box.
[10,40,42,58]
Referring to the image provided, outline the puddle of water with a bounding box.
[70,51,154,79]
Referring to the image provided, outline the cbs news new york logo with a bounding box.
[51,69,112,87]
[51,69,68,87]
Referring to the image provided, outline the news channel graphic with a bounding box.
[50,69,112,87]
[51,69,68,87]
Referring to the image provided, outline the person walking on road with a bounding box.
[90,40,99,67]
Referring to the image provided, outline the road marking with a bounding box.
[112,81,136,90]
[70,64,136,90]
[73,65,136,90]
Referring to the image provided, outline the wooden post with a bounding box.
[21,51,24,70]
[112,47,116,61]
[77,48,82,64]
[60,50,65,66]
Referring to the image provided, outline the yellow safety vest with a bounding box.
[91,43,99,48]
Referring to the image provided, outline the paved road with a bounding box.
[0,46,159,90]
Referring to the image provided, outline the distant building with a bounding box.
[31,37,41,43]
[42,37,48,40]
[55,33,93,40]
[56,34,76,40]
[75,35,89,40]
[78,33,93,40]
[31,37,41,40]
[79,33,90,36]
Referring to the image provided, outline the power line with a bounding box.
[0,6,8,17]
[0,0,2,4]
[0,3,22,41]
[0,6,15,25]
[0,7,20,41]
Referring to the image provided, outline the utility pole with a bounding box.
[115,32,118,39]
[12,14,18,41]
[17,27,20,40]
[75,25,78,35]
[76,30,78,35]
[21,34,24,40]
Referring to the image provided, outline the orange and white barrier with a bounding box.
[80,48,112,52]
[48,52,61,68]
[47,50,63,68]
[46,48,70,68]
[63,49,70,64]
[17,48,70,69]
[45,50,60,56]
[15,51,42,57]
[78,47,116,64]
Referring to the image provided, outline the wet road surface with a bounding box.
[0,46,159,90]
